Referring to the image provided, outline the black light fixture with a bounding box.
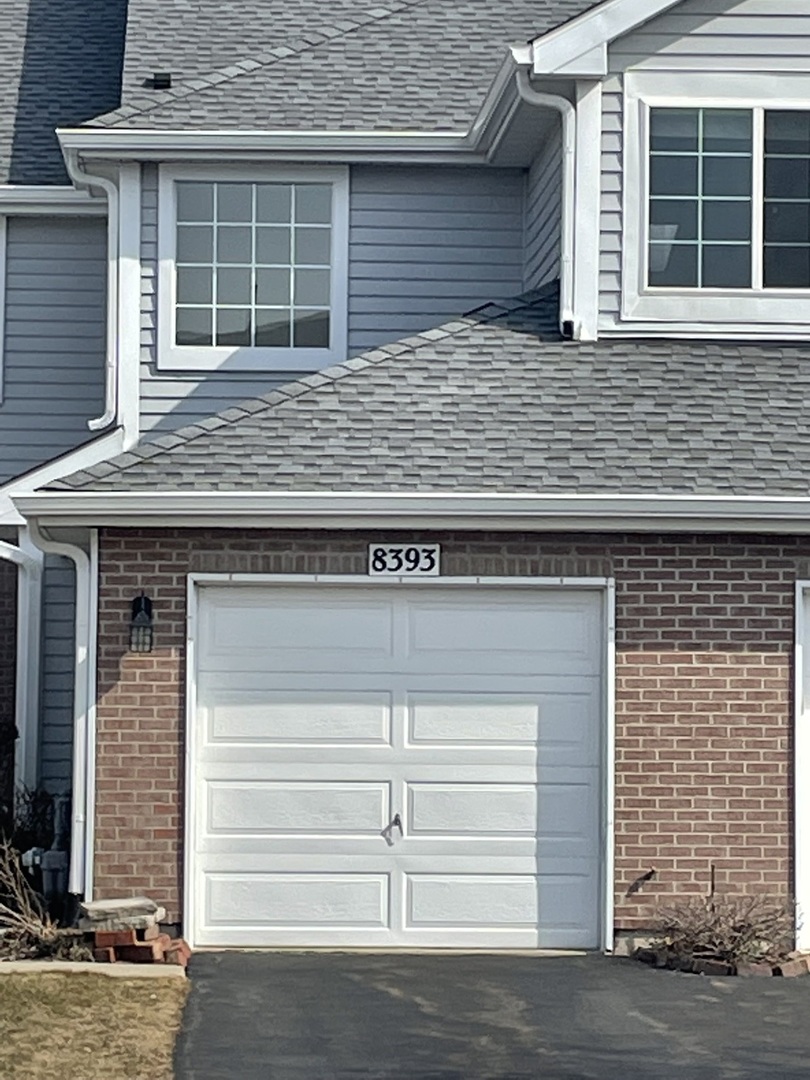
[129,593,154,653]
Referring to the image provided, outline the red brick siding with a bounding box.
[0,561,17,817]
[95,529,800,931]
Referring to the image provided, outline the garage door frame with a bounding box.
[184,573,616,950]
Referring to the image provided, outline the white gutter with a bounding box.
[513,67,576,333]
[27,523,91,896]
[14,491,810,533]
[63,151,119,433]
[0,536,42,791]
[58,128,476,158]
[0,186,105,216]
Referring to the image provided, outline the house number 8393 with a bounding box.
[368,543,441,576]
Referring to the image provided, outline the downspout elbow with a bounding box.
[514,68,576,334]
[63,150,119,432]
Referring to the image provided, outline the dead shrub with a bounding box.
[0,838,91,961]
[650,894,794,966]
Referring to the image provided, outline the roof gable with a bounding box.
[521,0,685,75]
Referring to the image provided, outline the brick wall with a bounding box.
[95,528,800,931]
[0,560,17,819]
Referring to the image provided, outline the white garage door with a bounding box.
[189,584,605,949]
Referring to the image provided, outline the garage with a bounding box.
[187,582,607,949]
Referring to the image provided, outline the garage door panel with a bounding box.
[406,783,537,836]
[206,781,390,835]
[538,873,601,948]
[204,872,390,929]
[407,695,539,745]
[200,688,392,746]
[191,584,605,949]
[404,595,602,676]
[406,874,537,928]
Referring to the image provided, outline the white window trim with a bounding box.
[157,163,349,372]
[622,71,810,327]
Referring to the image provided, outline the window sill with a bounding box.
[157,343,343,372]
[622,289,810,325]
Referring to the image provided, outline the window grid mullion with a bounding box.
[212,182,219,346]
[697,109,704,288]
[250,183,257,346]
[290,185,297,347]
[751,108,765,290]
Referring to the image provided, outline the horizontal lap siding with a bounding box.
[599,83,623,327]
[139,165,525,433]
[1,218,106,481]
[611,0,810,71]
[523,131,562,291]
[348,166,524,353]
[599,0,810,327]
[39,556,75,793]
[96,529,795,932]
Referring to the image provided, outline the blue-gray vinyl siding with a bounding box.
[39,554,74,793]
[1,217,106,484]
[523,128,562,291]
[139,164,525,432]
[600,0,810,327]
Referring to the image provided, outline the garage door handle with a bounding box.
[381,813,403,845]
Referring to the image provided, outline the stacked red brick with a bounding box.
[93,926,191,967]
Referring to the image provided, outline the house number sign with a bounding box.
[368,543,441,576]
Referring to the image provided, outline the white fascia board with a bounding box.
[0,185,105,215]
[530,0,683,75]
[57,128,484,165]
[13,491,810,533]
[0,430,127,525]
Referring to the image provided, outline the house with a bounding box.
[2,0,810,952]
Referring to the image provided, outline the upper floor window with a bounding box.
[622,72,810,329]
[158,166,348,371]
[648,107,810,291]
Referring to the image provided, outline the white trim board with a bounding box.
[528,0,683,75]
[795,582,810,951]
[0,186,106,216]
[16,491,810,533]
[182,572,616,951]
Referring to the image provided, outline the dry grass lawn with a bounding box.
[0,973,189,1079]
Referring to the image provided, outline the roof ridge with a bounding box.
[93,0,435,129]
[54,286,558,488]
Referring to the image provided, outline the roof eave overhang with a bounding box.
[56,127,492,166]
[526,0,684,76]
[13,491,810,534]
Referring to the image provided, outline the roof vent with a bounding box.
[152,72,172,90]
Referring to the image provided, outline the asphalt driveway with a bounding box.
[174,952,810,1079]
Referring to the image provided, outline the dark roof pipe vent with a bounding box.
[152,72,172,90]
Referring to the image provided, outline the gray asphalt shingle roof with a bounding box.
[93,0,601,131]
[50,287,810,497]
[0,0,126,183]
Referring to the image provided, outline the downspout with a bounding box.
[514,67,576,336]
[63,149,119,432]
[0,538,41,792]
[27,522,91,896]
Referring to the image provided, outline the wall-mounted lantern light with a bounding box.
[129,593,154,653]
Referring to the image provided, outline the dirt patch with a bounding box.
[0,972,189,1078]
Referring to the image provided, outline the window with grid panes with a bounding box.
[648,108,810,290]
[174,180,333,350]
